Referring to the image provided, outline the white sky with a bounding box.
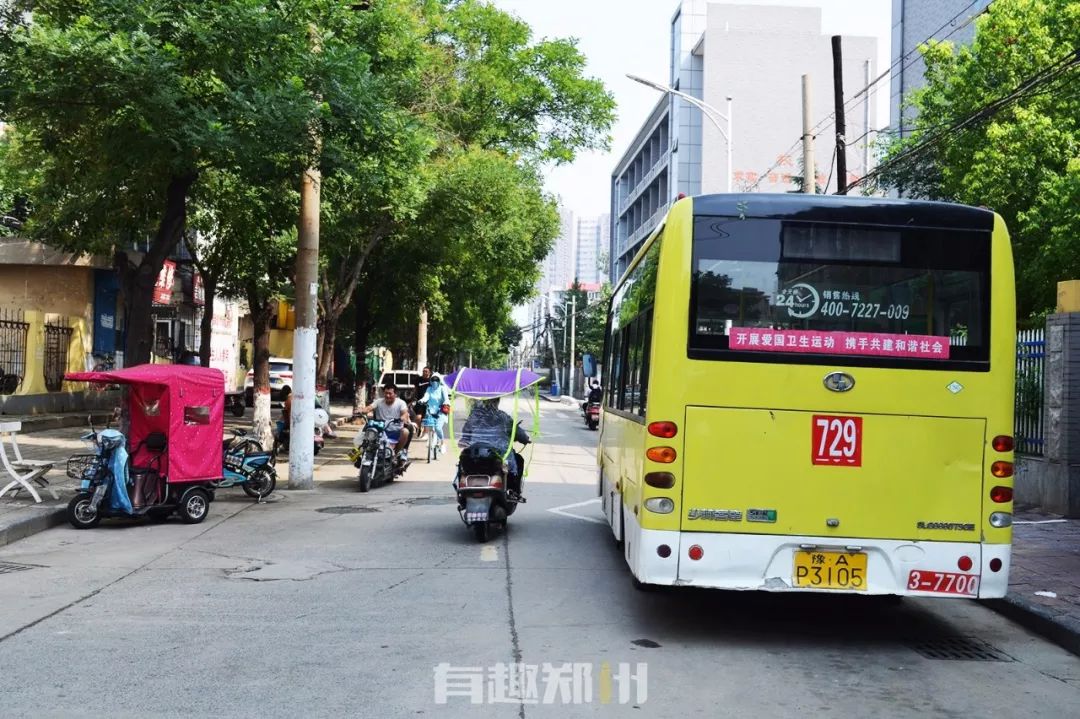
[492,0,892,217]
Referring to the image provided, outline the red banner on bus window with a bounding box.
[730,328,950,360]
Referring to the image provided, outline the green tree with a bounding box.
[876,0,1080,317]
[0,0,395,364]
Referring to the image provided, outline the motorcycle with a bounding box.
[583,401,600,430]
[215,430,277,499]
[273,404,328,460]
[454,432,529,543]
[349,417,411,492]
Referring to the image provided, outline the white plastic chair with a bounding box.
[0,421,58,503]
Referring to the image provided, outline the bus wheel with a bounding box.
[631,576,657,592]
[615,503,625,549]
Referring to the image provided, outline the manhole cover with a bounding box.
[401,496,456,506]
[315,506,379,514]
[909,636,1013,662]
[0,561,39,575]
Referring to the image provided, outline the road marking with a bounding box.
[480,545,499,562]
[1013,519,1068,525]
[548,498,606,525]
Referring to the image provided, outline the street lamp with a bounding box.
[627,74,734,193]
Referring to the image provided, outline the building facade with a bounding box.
[610,1,878,283]
[890,0,992,136]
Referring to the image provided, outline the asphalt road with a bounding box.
[0,401,1077,718]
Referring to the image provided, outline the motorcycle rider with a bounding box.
[582,379,603,415]
[361,383,413,463]
[459,398,529,497]
[420,373,450,453]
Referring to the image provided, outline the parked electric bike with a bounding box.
[215,430,277,499]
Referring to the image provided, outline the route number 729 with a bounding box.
[812,415,863,467]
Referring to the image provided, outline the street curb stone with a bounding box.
[984,595,1080,657]
[0,505,66,548]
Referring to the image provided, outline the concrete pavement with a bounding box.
[0,401,1077,717]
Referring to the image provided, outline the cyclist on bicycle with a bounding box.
[420,374,450,453]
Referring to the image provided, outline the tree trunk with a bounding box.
[353,313,373,415]
[249,292,275,451]
[124,174,196,366]
[199,273,217,367]
[316,307,340,390]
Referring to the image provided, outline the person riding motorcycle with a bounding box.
[419,373,450,453]
[459,398,529,497]
[361,383,413,463]
[582,379,603,416]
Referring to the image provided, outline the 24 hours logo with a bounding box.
[776,283,820,319]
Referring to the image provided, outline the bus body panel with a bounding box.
[680,406,986,541]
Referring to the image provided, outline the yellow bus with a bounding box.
[598,194,1015,598]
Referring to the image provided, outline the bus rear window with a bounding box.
[690,217,991,369]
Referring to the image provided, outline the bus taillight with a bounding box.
[992,435,1014,452]
[990,486,1013,503]
[991,461,1014,478]
[648,422,678,438]
[644,472,676,488]
[646,447,677,463]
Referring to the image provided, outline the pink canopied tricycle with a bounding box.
[63,365,228,527]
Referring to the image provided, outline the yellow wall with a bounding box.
[0,266,96,396]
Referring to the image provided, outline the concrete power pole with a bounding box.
[831,36,848,194]
[417,307,428,369]
[569,293,577,398]
[801,74,816,194]
[290,163,319,490]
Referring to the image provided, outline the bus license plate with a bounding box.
[793,551,867,590]
[907,570,979,596]
[812,415,863,466]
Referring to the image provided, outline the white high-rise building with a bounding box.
[575,214,610,286]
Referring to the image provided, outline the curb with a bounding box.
[14,412,113,435]
[984,595,1080,657]
[0,505,66,548]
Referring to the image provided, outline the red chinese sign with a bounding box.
[194,273,205,307]
[153,260,176,305]
[730,328,950,360]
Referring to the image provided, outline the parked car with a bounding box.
[378,370,424,401]
[244,357,294,406]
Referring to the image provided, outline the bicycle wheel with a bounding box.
[427,430,435,463]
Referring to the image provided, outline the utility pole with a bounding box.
[417,307,428,369]
[290,25,322,491]
[863,59,871,180]
[831,36,848,194]
[801,74,816,194]
[569,293,577,398]
[561,299,569,392]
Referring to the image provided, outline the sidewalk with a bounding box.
[0,426,87,546]
[986,508,1080,656]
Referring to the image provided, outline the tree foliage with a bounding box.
[877,0,1080,318]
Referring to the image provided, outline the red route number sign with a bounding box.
[812,415,863,467]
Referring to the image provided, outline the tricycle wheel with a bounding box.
[242,467,276,499]
[473,522,490,542]
[67,493,101,529]
[178,488,210,524]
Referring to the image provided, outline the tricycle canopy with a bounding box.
[66,364,225,483]
[443,368,542,399]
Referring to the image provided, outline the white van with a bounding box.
[378,370,425,401]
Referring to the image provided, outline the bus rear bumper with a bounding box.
[628,522,1011,598]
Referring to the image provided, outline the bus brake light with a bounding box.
[991,461,1013,478]
[992,435,1014,452]
[646,447,677,463]
[648,422,678,438]
[990,486,1013,503]
[644,472,676,488]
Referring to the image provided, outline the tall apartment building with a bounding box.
[527,204,577,347]
[609,1,877,283]
[575,214,610,286]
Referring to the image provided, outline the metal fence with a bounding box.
[1015,328,1046,456]
[43,320,73,392]
[0,308,29,395]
